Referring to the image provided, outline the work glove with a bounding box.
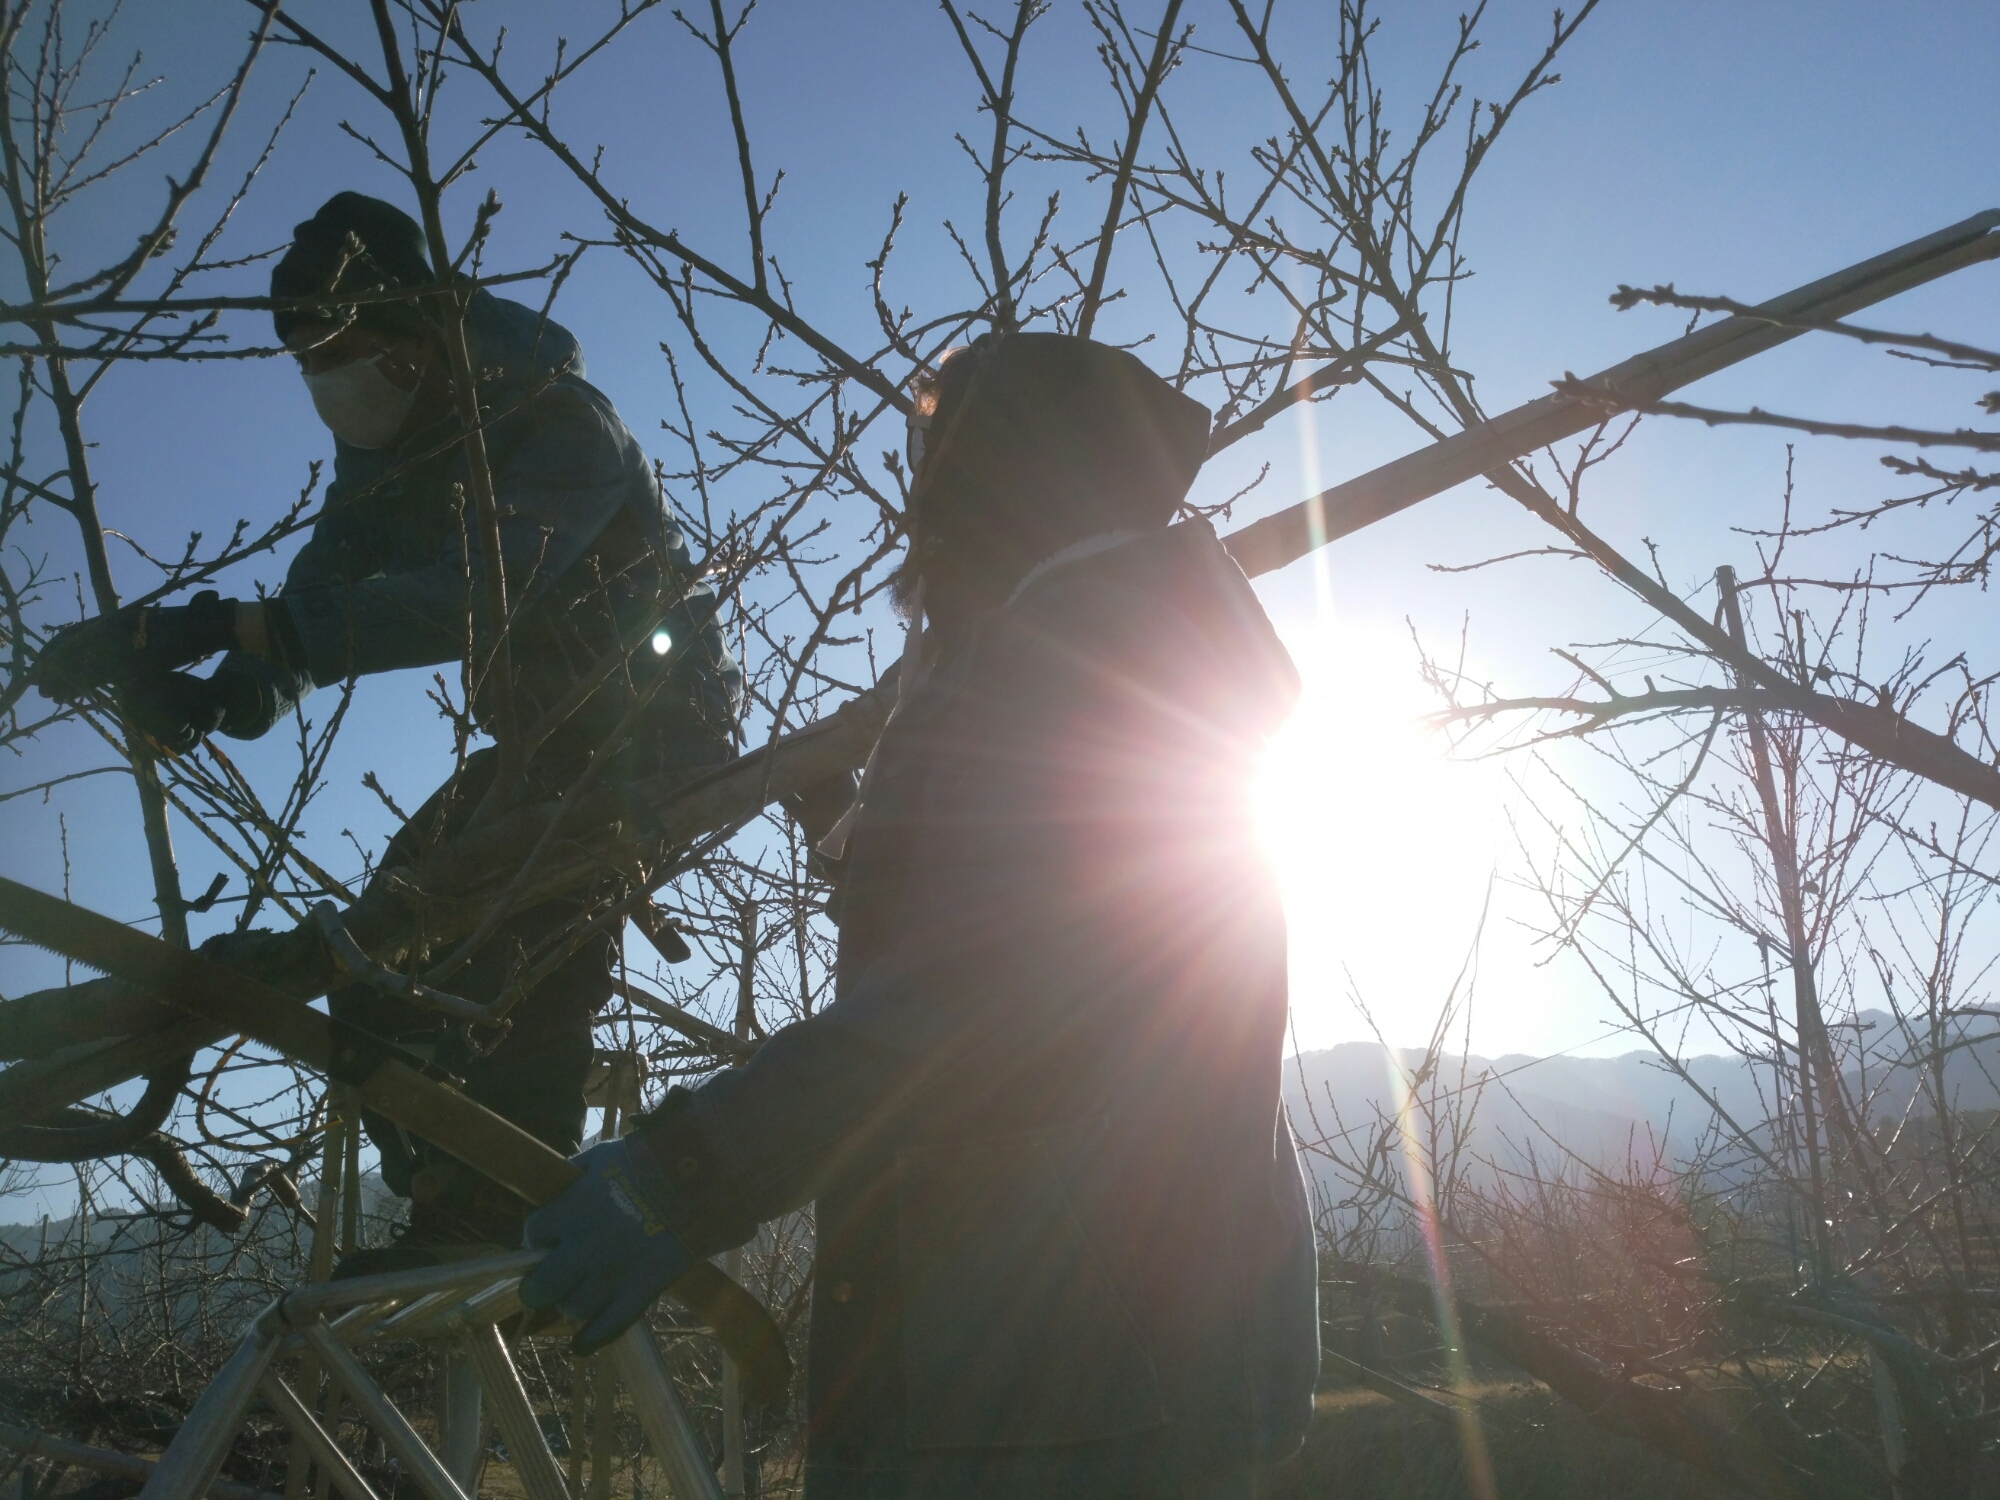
[31,590,239,703]
[521,1131,695,1356]
[118,670,237,757]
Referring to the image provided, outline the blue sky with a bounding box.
[2,0,1997,1080]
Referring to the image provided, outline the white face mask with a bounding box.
[302,352,418,449]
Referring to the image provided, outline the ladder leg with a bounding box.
[304,1324,470,1500]
[259,1374,381,1500]
[308,1388,344,1500]
[439,1350,484,1495]
[463,1327,570,1500]
[140,1322,281,1500]
[610,1327,722,1500]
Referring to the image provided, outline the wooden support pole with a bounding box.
[720,902,759,1498]
[312,1098,362,1500]
[286,1098,348,1500]
[565,1354,590,1498]
[585,1091,624,1500]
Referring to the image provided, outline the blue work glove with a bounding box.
[521,1132,695,1356]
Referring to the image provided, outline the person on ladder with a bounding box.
[31,192,743,1270]
[519,332,1319,1499]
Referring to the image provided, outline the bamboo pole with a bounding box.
[1222,209,2000,578]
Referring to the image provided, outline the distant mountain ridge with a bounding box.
[1281,1011,2000,1180]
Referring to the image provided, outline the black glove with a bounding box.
[118,670,235,757]
[32,590,239,703]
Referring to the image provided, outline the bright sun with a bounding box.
[1251,621,1508,1052]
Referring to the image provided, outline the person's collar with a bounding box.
[1004,529,1145,608]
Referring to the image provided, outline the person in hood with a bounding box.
[31,192,743,1261]
[520,332,1318,1498]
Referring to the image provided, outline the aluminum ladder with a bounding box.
[138,1251,724,1500]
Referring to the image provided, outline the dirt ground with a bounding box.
[1274,1383,1718,1500]
[10,1376,1723,1500]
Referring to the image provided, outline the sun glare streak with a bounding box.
[1294,370,1335,623]
[1389,1055,1499,1500]
[1252,622,1508,1052]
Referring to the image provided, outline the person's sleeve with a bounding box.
[639,577,1242,1252]
[281,390,639,685]
[203,531,341,740]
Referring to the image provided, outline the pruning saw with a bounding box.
[0,873,789,1406]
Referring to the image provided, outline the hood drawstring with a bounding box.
[1002,529,1142,608]
[817,579,928,862]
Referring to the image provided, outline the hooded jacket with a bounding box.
[642,340,1317,1497]
[213,291,741,764]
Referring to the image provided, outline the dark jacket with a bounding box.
[214,292,741,761]
[648,516,1317,1498]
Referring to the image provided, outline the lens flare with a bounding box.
[1389,1051,1499,1500]
[1251,623,1501,1051]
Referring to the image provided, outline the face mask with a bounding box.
[302,353,418,449]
